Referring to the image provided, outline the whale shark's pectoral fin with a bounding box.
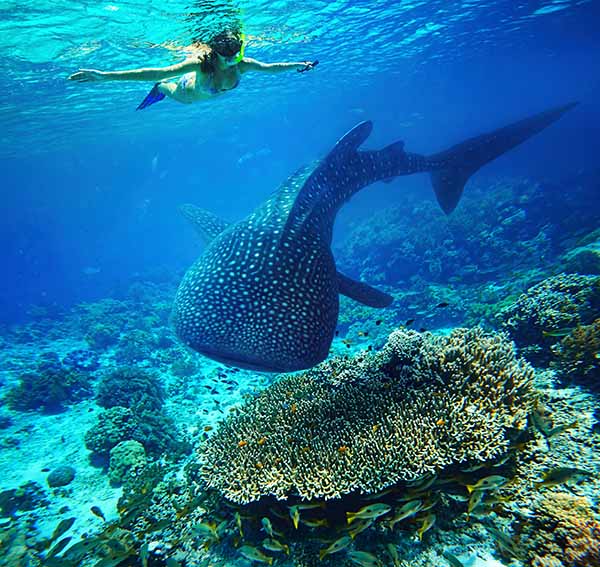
[337,271,393,308]
[429,102,578,214]
[179,204,230,244]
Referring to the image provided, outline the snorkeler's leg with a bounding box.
[136,82,176,110]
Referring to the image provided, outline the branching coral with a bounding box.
[198,327,536,504]
[520,492,600,567]
[551,318,600,390]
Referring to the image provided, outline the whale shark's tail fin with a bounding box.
[427,102,578,214]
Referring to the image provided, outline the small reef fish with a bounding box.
[486,526,522,559]
[289,505,300,529]
[467,490,486,516]
[348,550,383,567]
[435,302,450,308]
[296,501,326,510]
[260,517,273,538]
[348,518,374,539]
[416,513,436,540]
[90,506,106,521]
[466,475,509,493]
[404,318,415,326]
[407,473,437,492]
[262,538,290,555]
[235,512,244,537]
[46,536,72,558]
[346,503,392,525]
[385,543,400,566]
[542,327,576,338]
[319,535,353,560]
[192,521,219,540]
[535,466,594,488]
[300,517,329,528]
[50,517,76,542]
[443,551,465,567]
[388,499,424,529]
[239,545,274,565]
[529,405,553,437]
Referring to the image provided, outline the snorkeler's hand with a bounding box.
[297,60,319,73]
[68,69,107,82]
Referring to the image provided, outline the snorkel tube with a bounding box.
[233,33,246,63]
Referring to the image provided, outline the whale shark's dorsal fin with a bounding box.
[337,270,393,308]
[179,204,230,244]
[327,120,373,163]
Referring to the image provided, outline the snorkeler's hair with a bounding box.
[208,30,243,57]
[192,30,242,73]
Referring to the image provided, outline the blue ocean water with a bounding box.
[1,1,600,566]
[0,0,598,323]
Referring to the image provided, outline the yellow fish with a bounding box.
[262,538,290,555]
[260,517,273,538]
[319,535,353,560]
[239,545,273,565]
[348,518,374,539]
[347,550,383,567]
[346,503,391,525]
[388,499,423,529]
[466,475,509,493]
[416,513,436,540]
[289,505,300,529]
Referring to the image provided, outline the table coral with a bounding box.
[198,327,536,504]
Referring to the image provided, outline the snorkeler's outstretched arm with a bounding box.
[239,58,317,74]
[69,59,200,82]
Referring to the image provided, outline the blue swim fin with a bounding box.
[136,83,165,110]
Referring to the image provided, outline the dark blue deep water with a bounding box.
[1,0,599,324]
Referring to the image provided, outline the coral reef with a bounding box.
[96,367,165,413]
[84,407,142,458]
[86,368,188,459]
[519,492,600,567]
[498,273,600,363]
[61,348,100,372]
[115,329,160,364]
[0,482,48,516]
[198,327,536,504]
[551,318,600,390]
[109,440,147,485]
[4,352,92,412]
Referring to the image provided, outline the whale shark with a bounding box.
[172,103,576,372]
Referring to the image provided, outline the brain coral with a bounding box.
[198,327,536,504]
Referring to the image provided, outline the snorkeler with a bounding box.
[68,30,318,110]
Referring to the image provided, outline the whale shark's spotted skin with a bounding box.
[173,104,575,372]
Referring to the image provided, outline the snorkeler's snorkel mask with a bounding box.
[215,33,246,65]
